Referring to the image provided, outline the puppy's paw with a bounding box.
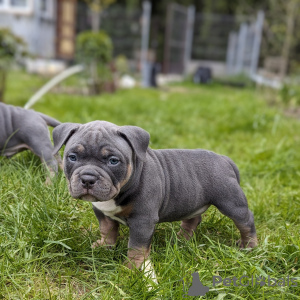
[123,258,158,287]
[237,237,258,249]
[123,259,135,270]
[92,239,102,249]
[91,238,115,249]
[45,176,53,186]
[123,257,144,270]
[45,170,56,185]
[177,229,193,241]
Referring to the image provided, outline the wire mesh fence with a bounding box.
[192,13,251,62]
[76,3,142,60]
[76,2,263,78]
[163,3,189,74]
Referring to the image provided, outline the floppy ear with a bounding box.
[118,126,150,161]
[52,123,81,154]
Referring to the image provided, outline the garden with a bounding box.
[0,70,300,299]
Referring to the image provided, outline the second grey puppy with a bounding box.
[0,102,61,181]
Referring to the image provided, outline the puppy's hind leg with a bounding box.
[29,143,58,185]
[177,215,202,240]
[22,125,59,184]
[233,208,258,248]
[214,187,258,248]
[54,153,64,170]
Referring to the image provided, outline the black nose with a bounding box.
[81,174,97,188]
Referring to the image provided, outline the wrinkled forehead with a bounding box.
[65,122,132,156]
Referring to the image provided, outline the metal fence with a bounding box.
[226,11,264,76]
[76,3,142,60]
[76,2,264,78]
[163,3,195,74]
[192,13,250,62]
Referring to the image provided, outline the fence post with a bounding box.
[250,10,264,75]
[235,23,248,74]
[226,31,237,75]
[184,5,195,76]
[141,1,152,87]
[163,3,173,74]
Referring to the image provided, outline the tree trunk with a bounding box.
[91,9,101,32]
[280,0,298,79]
[89,61,100,94]
[0,69,6,102]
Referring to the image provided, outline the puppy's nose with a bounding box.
[81,174,97,188]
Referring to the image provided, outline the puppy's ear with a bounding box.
[118,126,150,161]
[53,123,81,154]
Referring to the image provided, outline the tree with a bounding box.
[279,0,298,78]
[76,30,113,94]
[0,29,28,102]
[84,0,116,32]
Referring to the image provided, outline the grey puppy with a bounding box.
[53,121,258,268]
[0,102,61,181]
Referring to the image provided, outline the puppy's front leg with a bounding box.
[125,218,156,269]
[92,206,119,248]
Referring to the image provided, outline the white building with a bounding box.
[0,0,77,60]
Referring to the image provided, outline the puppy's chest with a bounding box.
[92,200,128,225]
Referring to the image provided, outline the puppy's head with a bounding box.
[53,121,150,202]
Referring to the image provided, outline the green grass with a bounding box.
[1,71,300,299]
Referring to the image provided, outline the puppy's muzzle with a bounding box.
[80,174,98,189]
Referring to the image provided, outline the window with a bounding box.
[39,0,54,20]
[40,0,46,12]
[10,0,27,7]
[0,0,33,15]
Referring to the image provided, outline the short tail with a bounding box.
[222,155,240,184]
[38,112,61,127]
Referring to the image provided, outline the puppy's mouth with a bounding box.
[80,194,97,202]
[79,192,118,202]
[72,187,119,202]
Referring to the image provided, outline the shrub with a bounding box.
[76,30,114,94]
[280,84,300,105]
[0,28,28,101]
[76,30,112,65]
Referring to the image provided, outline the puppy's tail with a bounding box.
[222,156,240,184]
[38,112,61,128]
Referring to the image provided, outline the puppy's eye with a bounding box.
[68,154,77,162]
[108,157,120,166]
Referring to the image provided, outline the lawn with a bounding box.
[0,71,300,299]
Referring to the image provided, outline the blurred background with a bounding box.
[0,0,300,100]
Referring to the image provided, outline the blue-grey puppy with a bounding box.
[0,102,61,182]
[53,121,257,268]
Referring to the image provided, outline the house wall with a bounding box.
[0,0,57,59]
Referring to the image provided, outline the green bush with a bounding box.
[280,84,300,105]
[0,28,28,101]
[76,30,112,65]
[76,30,114,94]
[115,54,130,75]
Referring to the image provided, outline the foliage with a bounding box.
[0,28,27,70]
[201,0,300,74]
[114,54,130,75]
[84,0,115,13]
[0,28,28,101]
[76,30,113,94]
[76,30,112,65]
[84,0,116,32]
[1,71,300,298]
[280,83,300,105]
